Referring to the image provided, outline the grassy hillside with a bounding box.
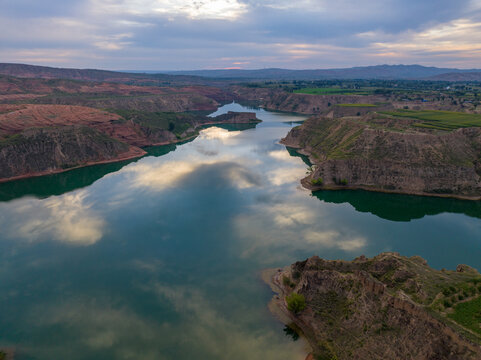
[380,110,481,130]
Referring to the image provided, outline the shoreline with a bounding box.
[261,268,314,360]
[0,146,147,184]
[281,140,481,201]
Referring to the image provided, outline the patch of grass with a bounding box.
[449,295,481,335]
[379,109,481,130]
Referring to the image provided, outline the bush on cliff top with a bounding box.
[286,293,306,313]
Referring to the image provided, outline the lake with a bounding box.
[1,103,481,359]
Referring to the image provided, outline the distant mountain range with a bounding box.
[0,63,213,85]
[166,65,481,81]
[0,63,480,82]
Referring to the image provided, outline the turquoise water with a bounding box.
[1,103,481,359]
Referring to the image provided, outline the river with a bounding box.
[0,103,481,359]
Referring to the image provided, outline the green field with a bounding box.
[294,87,372,95]
[380,109,481,130]
[337,103,377,107]
[449,295,481,335]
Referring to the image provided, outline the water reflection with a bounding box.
[1,190,104,245]
[0,144,176,203]
[314,190,481,221]
[1,103,481,360]
[283,146,481,222]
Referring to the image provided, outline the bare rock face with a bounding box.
[269,253,481,360]
[281,116,481,199]
[0,126,145,181]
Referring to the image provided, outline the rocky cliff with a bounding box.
[281,115,481,199]
[267,253,481,360]
[0,126,145,181]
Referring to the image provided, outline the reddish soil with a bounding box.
[0,104,123,134]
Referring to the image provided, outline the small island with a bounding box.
[266,253,481,359]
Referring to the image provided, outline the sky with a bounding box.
[1,0,481,70]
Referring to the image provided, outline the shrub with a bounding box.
[340,179,348,186]
[286,293,306,313]
[311,178,323,186]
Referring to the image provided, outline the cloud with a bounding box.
[25,286,307,359]
[232,190,368,262]
[268,150,301,163]
[0,0,480,68]
[266,167,305,186]
[89,0,247,20]
[1,190,105,245]
[304,230,366,251]
[368,18,481,67]
[123,156,261,191]
[29,299,166,360]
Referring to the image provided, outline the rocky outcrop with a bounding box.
[267,253,481,360]
[0,126,146,181]
[281,116,481,199]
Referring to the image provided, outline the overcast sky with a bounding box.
[1,0,481,70]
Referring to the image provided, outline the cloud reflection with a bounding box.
[27,287,306,360]
[2,190,105,245]
[234,191,367,262]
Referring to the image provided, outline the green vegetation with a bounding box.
[294,87,372,96]
[0,351,5,360]
[337,103,376,107]
[311,178,323,186]
[286,293,306,313]
[449,296,481,335]
[295,118,364,160]
[380,109,481,130]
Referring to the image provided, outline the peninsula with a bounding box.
[266,253,481,360]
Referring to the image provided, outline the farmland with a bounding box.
[379,109,481,130]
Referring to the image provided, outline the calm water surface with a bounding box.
[1,103,481,359]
